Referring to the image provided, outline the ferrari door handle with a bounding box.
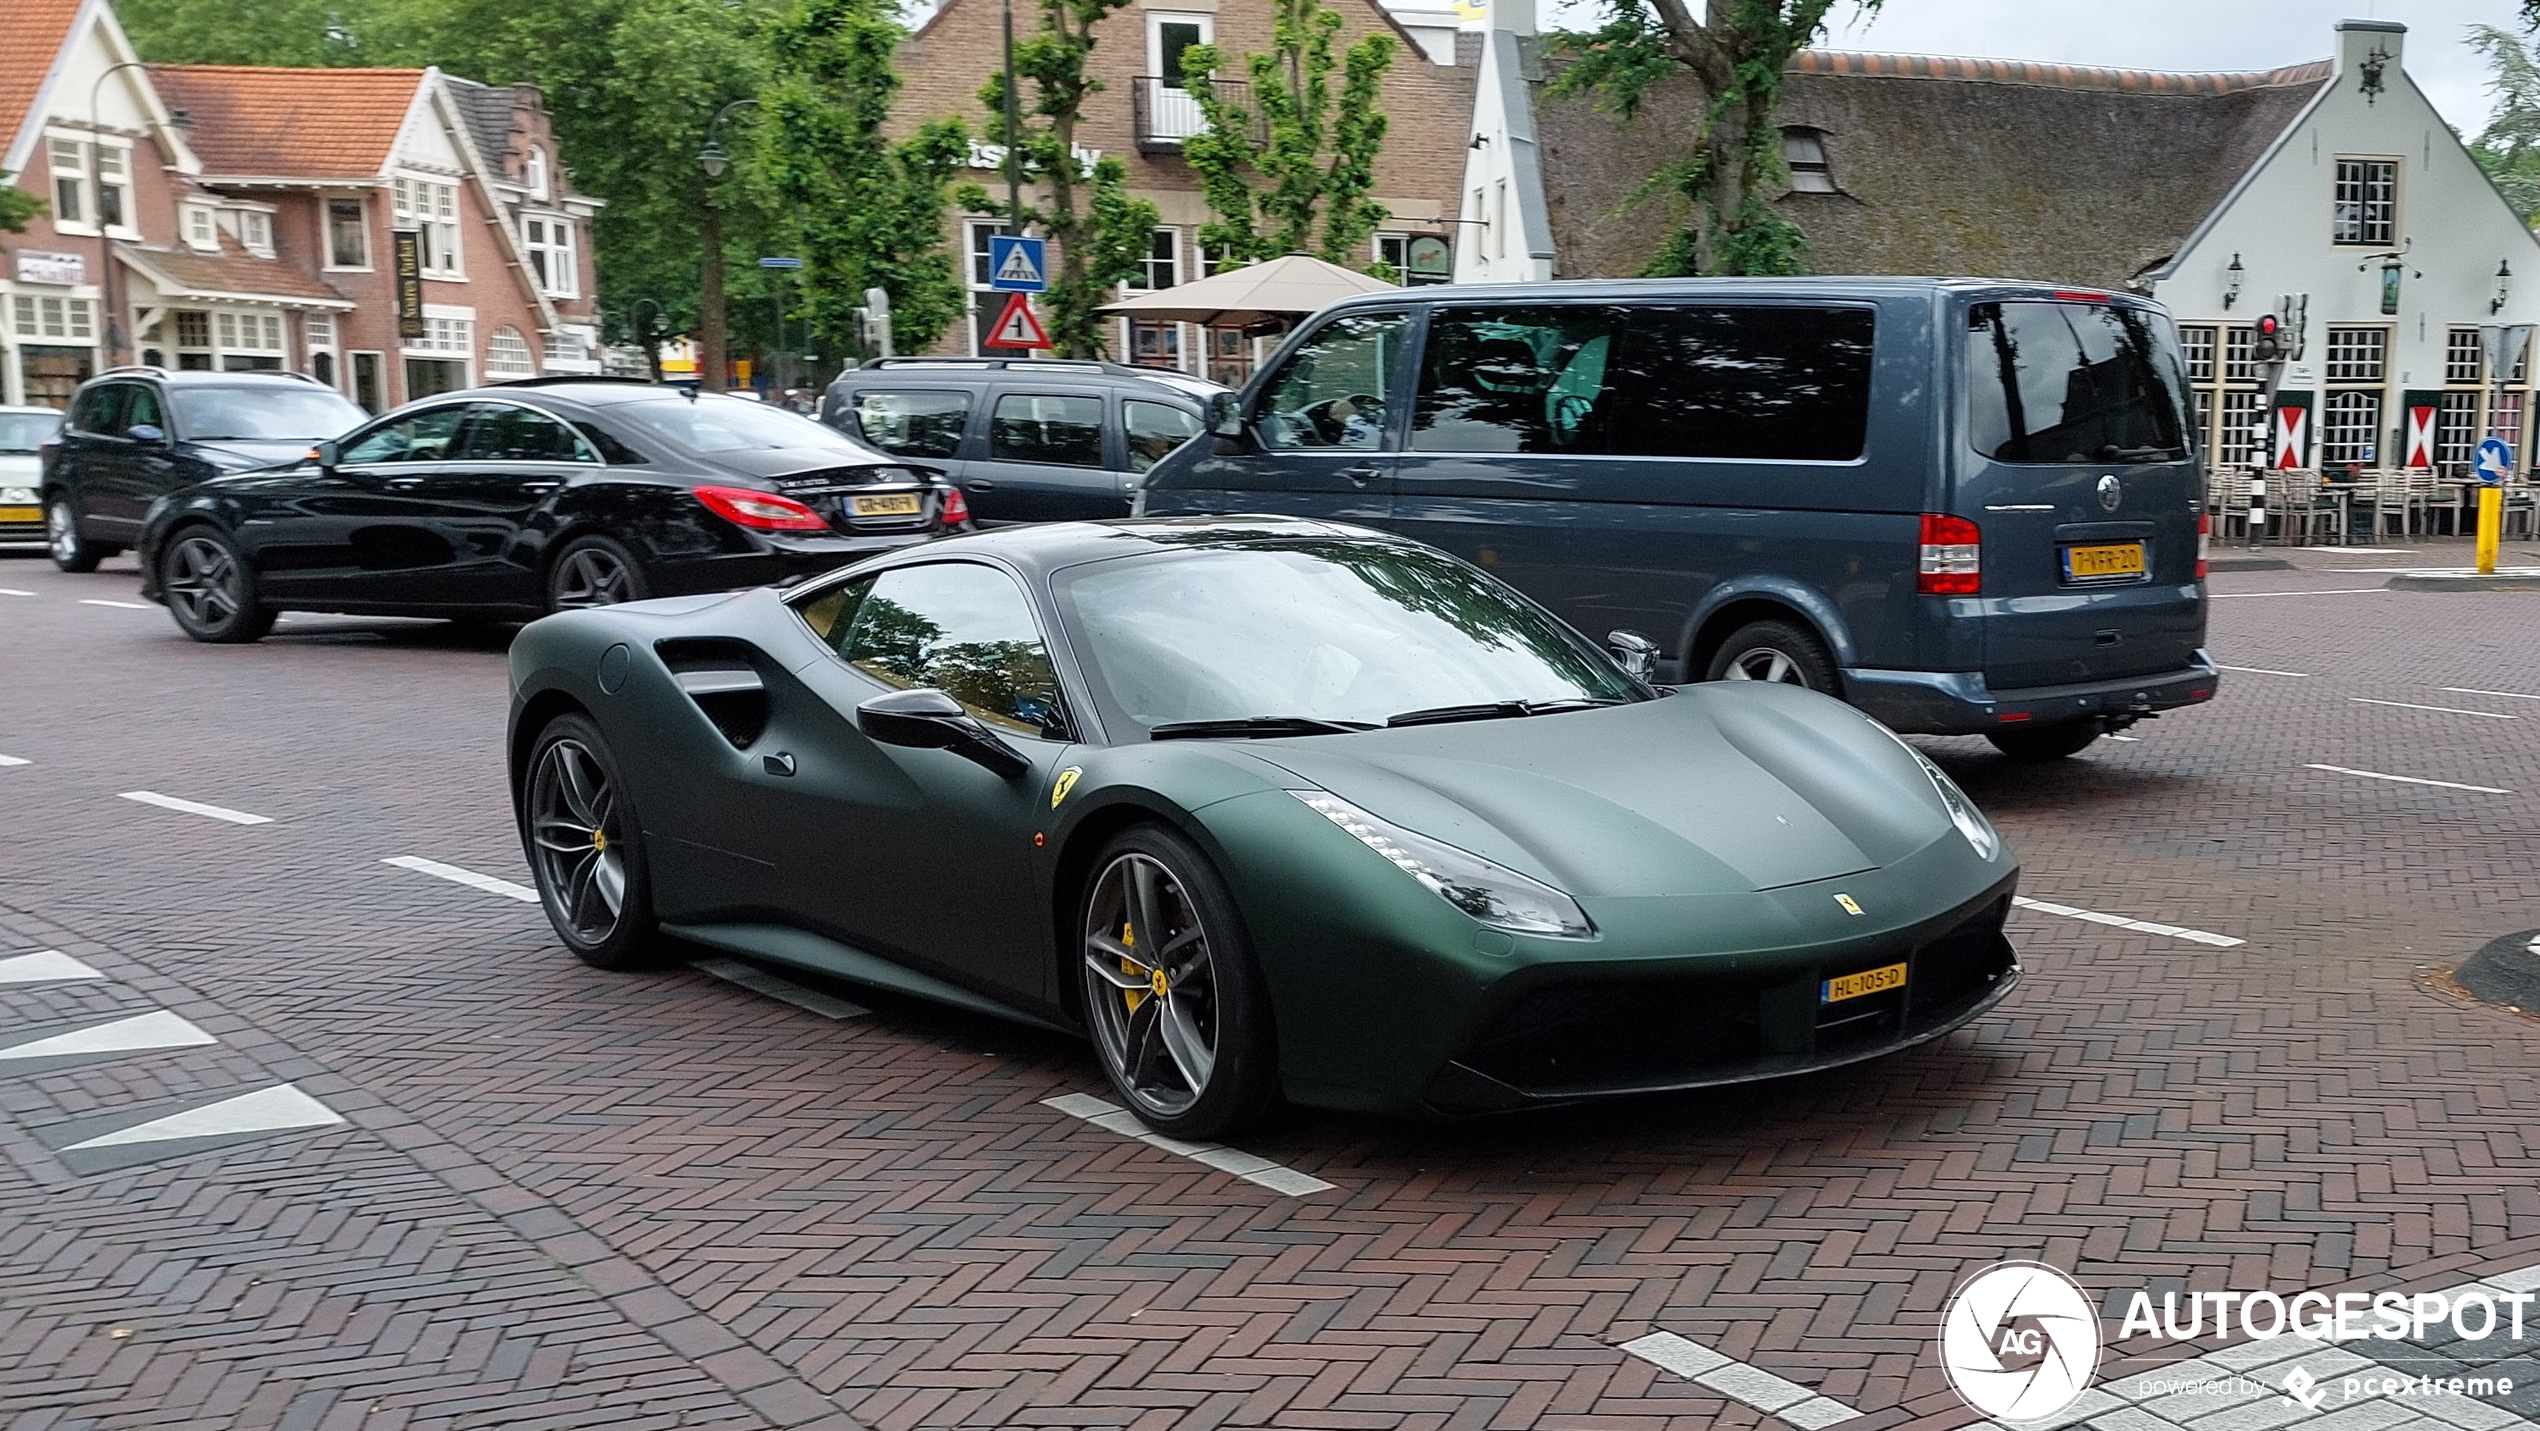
[1340,464,1381,487]
[967,479,997,491]
[385,477,424,491]
[519,481,561,492]
[763,751,796,777]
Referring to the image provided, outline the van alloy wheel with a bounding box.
[1722,646,1807,684]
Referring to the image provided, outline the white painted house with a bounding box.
[1476,15,2540,478]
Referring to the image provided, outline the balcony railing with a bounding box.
[1131,76,1264,154]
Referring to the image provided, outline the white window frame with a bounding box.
[238,209,275,259]
[181,204,220,252]
[522,214,579,299]
[485,325,538,378]
[1147,12,1214,87]
[393,174,465,279]
[326,196,373,271]
[10,294,98,343]
[2332,157,2398,247]
[964,219,1016,358]
[404,312,475,360]
[44,133,137,240]
[526,147,549,200]
[1126,226,1179,293]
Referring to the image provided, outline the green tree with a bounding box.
[2471,24,2540,224]
[1551,0,1877,276]
[969,0,1161,358]
[1180,0,1395,270]
[759,0,969,357]
[114,0,381,64]
[0,179,41,235]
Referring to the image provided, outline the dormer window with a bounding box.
[1782,128,1837,193]
[527,147,549,199]
[240,210,274,257]
[182,204,219,251]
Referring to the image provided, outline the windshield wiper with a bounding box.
[1148,715,1377,740]
[1384,697,1616,728]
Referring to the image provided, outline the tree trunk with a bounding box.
[699,199,728,391]
[1702,104,1751,274]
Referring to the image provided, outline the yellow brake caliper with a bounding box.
[1120,921,1145,1012]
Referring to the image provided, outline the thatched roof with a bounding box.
[1537,49,2333,287]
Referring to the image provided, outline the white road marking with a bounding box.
[2109,734,2142,742]
[2012,896,2244,948]
[2327,564,2540,574]
[1043,1092,1335,1196]
[382,855,538,903]
[1616,1332,1861,1428]
[0,587,33,597]
[2443,687,2540,702]
[2349,697,2519,720]
[61,1083,344,1151]
[77,598,150,610]
[693,957,867,1020]
[2217,664,2312,677]
[0,950,107,985]
[0,754,27,766]
[0,1010,216,1062]
[119,790,272,825]
[2305,763,2511,795]
[2208,588,2389,599]
[2323,547,2417,555]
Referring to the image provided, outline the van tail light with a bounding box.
[939,484,970,527]
[1917,513,1982,595]
[694,485,830,532]
[2196,510,2211,580]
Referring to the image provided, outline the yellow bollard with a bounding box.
[2477,484,2503,576]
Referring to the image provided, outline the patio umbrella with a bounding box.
[1098,253,1399,328]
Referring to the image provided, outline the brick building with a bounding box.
[0,0,600,411]
[893,0,1477,378]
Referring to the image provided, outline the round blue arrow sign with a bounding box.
[2476,437,2514,485]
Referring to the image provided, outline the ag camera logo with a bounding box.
[1941,1262,2101,1420]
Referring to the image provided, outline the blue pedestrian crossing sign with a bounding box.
[2477,436,2514,485]
[989,235,1047,292]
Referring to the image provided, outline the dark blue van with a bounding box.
[1135,277,2217,759]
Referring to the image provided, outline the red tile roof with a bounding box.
[123,239,349,306]
[149,65,424,178]
[0,0,85,164]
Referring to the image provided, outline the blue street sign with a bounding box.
[2476,436,2514,485]
[757,256,803,269]
[988,235,1047,292]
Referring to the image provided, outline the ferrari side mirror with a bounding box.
[856,687,1030,779]
[1207,391,1245,439]
[312,438,340,471]
[1606,629,1660,683]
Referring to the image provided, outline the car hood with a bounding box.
[192,439,316,472]
[0,454,39,483]
[1235,684,1960,899]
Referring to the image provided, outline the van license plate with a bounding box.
[1822,961,1907,1004]
[851,492,923,517]
[2062,541,2146,581]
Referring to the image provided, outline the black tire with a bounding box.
[545,535,650,613]
[1077,824,1280,1140]
[46,494,102,573]
[522,713,663,969]
[160,526,278,643]
[1703,618,1838,692]
[1985,720,2102,761]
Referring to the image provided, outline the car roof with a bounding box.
[1316,275,2157,311]
[860,515,1412,580]
[85,367,338,387]
[829,360,1218,401]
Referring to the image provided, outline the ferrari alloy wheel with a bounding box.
[162,528,275,643]
[1079,827,1278,1139]
[546,536,648,613]
[1705,619,1836,692]
[48,497,102,573]
[525,714,661,969]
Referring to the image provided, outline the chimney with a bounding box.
[2334,18,2403,78]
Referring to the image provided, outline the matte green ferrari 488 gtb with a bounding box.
[507,516,2019,1138]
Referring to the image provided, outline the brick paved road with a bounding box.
[6,540,2540,1430]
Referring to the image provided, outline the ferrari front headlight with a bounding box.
[1292,791,1594,938]
[1893,739,2000,861]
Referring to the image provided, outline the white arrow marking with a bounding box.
[0,1011,216,1062]
[63,1083,344,1150]
[0,950,107,984]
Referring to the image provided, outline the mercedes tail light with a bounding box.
[695,485,829,532]
[1917,514,1981,595]
[939,484,970,527]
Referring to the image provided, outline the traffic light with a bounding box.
[2251,312,2283,364]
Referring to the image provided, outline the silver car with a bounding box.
[0,406,63,546]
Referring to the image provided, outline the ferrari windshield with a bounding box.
[1053,540,1642,734]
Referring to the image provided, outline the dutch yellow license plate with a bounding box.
[0,505,37,524]
[1822,961,1907,1004]
[851,492,922,517]
[2063,541,2146,580]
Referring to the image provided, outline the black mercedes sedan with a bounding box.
[136,379,970,642]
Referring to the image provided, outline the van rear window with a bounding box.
[1410,304,1874,462]
[1966,302,2189,464]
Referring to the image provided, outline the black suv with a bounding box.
[821,358,1220,522]
[44,367,369,571]
[135,378,970,642]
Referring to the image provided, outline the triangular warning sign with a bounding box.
[994,242,1045,287]
[987,292,1051,350]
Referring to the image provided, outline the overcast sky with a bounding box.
[1535,0,2527,138]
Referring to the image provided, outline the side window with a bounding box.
[988,393,1105,468]
[1257,311,1408,451]
[123,385,163,433]
[840,562,1069,737]
[1966,302,2188,464]
[1124,400,1201,472]
[340,406,470,465]
[69,384,126,436]
[851,390,971,458]
[795,574,876,647]
[1412,305,1622,454]
[1607,305,1875,462]
[459,403,598,462]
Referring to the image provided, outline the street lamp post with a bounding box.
[697,99,759,393]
